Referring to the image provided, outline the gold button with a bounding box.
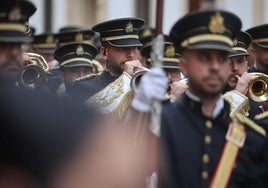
[202,154,210,164]
[204,135,212,144]
[201,171,209,179]
[205,120,212,129]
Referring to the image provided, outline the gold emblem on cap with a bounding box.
[75,33,83,42]
[233,38,238,46]
[46,35,54,44]
[25,22,30,35]
[76,45,84,56]
[142,28,152,38]
[8,6,22,21]
[209,12,226,34]
[125,22,134,33]
[165,45,175,57]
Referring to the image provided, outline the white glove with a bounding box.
[131,67,169,112]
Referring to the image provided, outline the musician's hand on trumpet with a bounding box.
[169,80,188,101]
[234,72,253,95]
[230,72,268,102]
[123,59,144,77]
[19,53,49,90]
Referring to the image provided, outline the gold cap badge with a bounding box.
[142,28,152,38]
[165,45,175,57]
[209,12,226,34]
[233,38,238,46]
[125,22,134,33]
[76,45,84,56]
[75,33,83,42]
[46,35,54,44]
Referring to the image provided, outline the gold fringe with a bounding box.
[110,91,135,120]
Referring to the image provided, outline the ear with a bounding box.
[179,57,188,77]
[100,47,108,60]
[249,46,256,57]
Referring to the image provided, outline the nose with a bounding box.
[210,59,220,71]
[231,61,238,72]
[126,48,137,59]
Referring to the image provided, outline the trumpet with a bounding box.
[235,73,268,102]
[248,73,268,102]
[19,53,50,90]
[131,69,189,93]
[130,69,150,92]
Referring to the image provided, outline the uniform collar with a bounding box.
[185,90,224,118]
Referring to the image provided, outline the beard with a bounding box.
[189,74,226,99]
[107,61,124,76]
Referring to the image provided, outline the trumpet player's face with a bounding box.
[228,55,248,89]
[253,45,268,74]
[181,49,231,98]
[102,46,141,76]
[0,43,24,81]
[62,66,93,86]
[165,68,181,82]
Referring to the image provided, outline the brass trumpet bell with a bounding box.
[248,73,268,102]
[19,53,50,90]
[130,70,149,92]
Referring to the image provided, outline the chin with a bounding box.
[206,86,224,95]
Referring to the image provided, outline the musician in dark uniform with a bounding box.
[0,2,101,187]
[244,24,268,117]
[140,34,188,101]
[31,32,62,94]
[130,10,268,188]
[222,31,253,117]
[32,33,57,64]
[138,25,155,68]
[55,28,103,74]
[70,18,145,118]
[0,0,44,187]
[225,31,252,91]
[54,42,97,99]
[246,24,268,75]
[0,0,36,86]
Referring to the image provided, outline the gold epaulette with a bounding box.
[74,73,99,83]
[235,113,266,137]
[254,111,268,121]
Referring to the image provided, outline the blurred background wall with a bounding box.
[28,0,268,35]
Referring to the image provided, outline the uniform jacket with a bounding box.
[158,93,268,188]
[70,70,119,102]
